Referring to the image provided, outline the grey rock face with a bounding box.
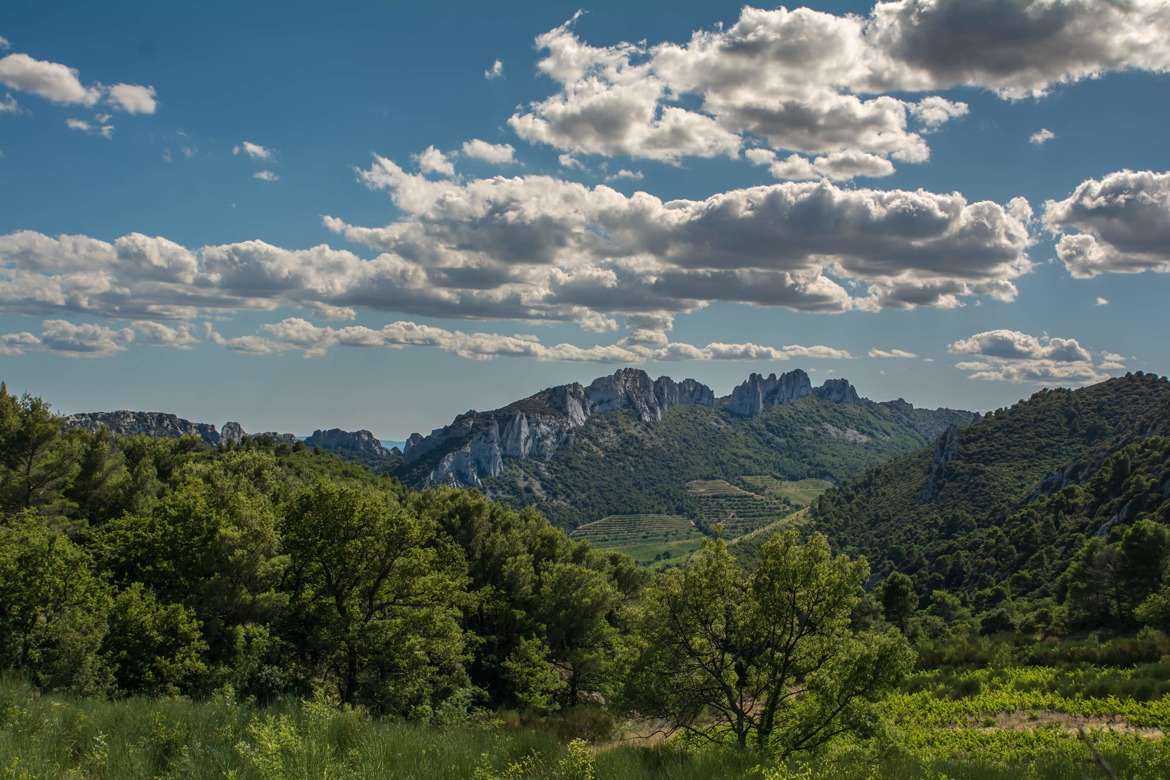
[220,421,247,446]
[405,368,718,487]
[724,370,813,416]
[814,378,861,406]
[65,411,223,446]
[922,423,960,502]
[305,428,394,457]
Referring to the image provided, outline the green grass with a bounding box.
[686,479,792,538]
[2,667,1168,780]
[737,476,833,507]
[571,514,705,566]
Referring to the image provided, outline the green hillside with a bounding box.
[809,372,1170,633]
[482,397,972,530]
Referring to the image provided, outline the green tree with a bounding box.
[281,482,471,718]
[0,515,111,692]
[0,385,78,514]
[876,571,917,631]
[623,530,913,752]
[103,582,209,695]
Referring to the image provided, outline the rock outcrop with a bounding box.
[304,428,395,458]
[403,368,720,487]
[402,367,870,489]
[922,423,960,502]
[65,411,225,446]
[64,411,298,448]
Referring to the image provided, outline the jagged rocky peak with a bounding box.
[814,378,861,406]
[402,368,718,487]
[305,428,395,458]
[584,368,716,424]
[220,421,246,446]
[64,411,223,447]
[724,369,814,416]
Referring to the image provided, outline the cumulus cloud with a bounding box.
[1030,128,1056,145]
[0,37,10,51]
[1044,169,1170,278]
[866,0,1170,98]
[949,328,1121,384]
[105,83,157,114]
[253,170,279,182]
[508,3,1170,169]
[234,141,274,160]
[66,117,114,139]
[1095,297,1109,306]
[604,169,643,182]
[485,59,504,79]
[414,145,455,176]
[0,93,20,113]
[462,138,515,164]
[0,51,159,117]
[0,52,100,106]
[869,347,917,359]
[0,157,1033,339]
[208,316,852,363]
[749,148,895,181]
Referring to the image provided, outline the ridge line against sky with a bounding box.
[0,0,1168,438]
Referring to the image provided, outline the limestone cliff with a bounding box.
[402,368,719,487]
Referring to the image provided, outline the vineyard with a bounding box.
[686,479,793,537]
[570,514,705,565]
[736,476,833,507]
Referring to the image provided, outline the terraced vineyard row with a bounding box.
[737,475,833,507]
[686,479,793,537]
[570,513,706,567]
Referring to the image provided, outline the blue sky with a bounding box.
[2,0,1168,440]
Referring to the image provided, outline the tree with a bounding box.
[876,571,917,631]
[281,482,471,718]
[0,385,78,513]
[623,530,913,752]
[0,514,111,692]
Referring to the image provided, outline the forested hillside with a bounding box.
[0,383,643,716]
[810,371,1170,636]
[482,396,972,529]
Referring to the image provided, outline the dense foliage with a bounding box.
[0,383,642,718]
[810,372,1170,637]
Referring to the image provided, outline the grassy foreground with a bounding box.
[2,671,1169,779]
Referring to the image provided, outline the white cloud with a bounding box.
[0,162,1035,352]
[869,348,917,359]
[749,148,895,181]
[0,37,10,51]
[508,3,1170,169]
[866,0,1170,98]
[485,59,504,79]
[132,320,198,349]
[106,83,157,114]
[604,169,643,182]
[37,319,134,357]
[1030,128,1056,145]
[0,52,100,106]
[948,328,1121,385]
[234,141,274,160]
[0,93,19,113]
[209,316,853,364]
[414,145,454,176]
[66,117,114,139]
[1095,297,1109,306]
[0,330,39,356]
[1044,169,1170,278]
[253,170,279,182]
[461,138,515,164]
